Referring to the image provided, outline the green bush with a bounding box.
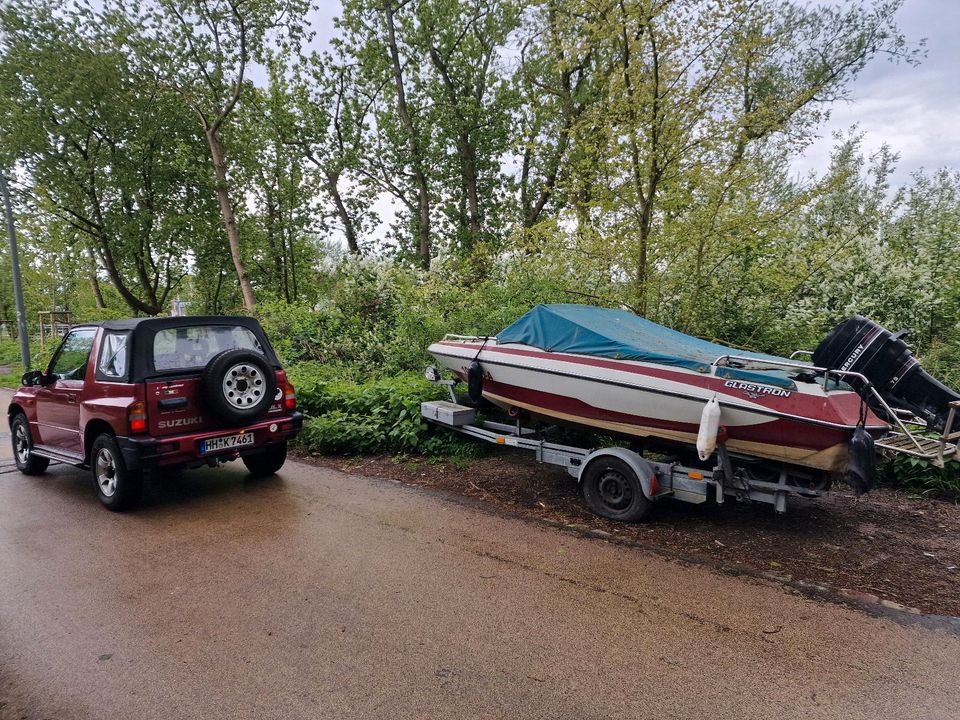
[257,257,574,377]
[0,338,23,366]
[0,338,48,385]
[881,454,960,501]
[290,369,482,457]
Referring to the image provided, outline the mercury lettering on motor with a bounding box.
[723,380,792,398]
[840,343,867,371]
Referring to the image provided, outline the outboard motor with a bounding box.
[813,316,960,430]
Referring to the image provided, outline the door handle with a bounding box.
[66,394,78,404]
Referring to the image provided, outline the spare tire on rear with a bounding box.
[201,349,277,426]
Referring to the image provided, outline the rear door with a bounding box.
[35,328,96,454]
[145,324,285,437]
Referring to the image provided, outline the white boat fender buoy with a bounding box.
[697,395,722,461]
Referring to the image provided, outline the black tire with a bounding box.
[11,413,50,475]
[242,442,287,477]
[91,433,142,511]
[201,349,277,427]
[581,456,651,522]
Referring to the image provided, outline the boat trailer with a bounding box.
[422,370,834,520]
[422,363,959,521]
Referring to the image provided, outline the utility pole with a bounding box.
[0,172,31,370]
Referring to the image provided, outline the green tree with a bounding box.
[523,0,917,313]
[233,79,323,303]
[136,0,312,312]
[514,0,606,229]
[420,0,520,254]
[0,0,217,316]
[337,0,436,267]
[283,53,378,256]
[887,169,960,346]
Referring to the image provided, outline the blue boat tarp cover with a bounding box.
[497,304,797,390]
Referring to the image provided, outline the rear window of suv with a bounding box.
[153,326,264,372]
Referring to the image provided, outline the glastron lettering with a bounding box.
[723,380,792,398]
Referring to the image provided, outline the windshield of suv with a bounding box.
[153,325,264,372]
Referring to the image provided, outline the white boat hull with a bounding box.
[429,339,888,473]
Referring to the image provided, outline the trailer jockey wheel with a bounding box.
[581,457,651,522]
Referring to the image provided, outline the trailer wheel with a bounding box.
[581,457,651,522]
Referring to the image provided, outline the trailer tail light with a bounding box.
[283,382,297,411]
[648,473,661,496]
[129,401,147,433]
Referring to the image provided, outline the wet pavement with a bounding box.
[1,390,958,719]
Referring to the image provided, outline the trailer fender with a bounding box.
[578,448,659,501]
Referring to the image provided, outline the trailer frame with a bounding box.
[422,372,830,518]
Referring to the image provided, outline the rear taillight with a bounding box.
[648,473,661,496]
[283,381,297,411]
[129,401,147,433]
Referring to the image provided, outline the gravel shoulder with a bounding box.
[308,449,960,617]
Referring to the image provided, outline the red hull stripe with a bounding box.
[483,379,850,452]
[437,341,884,428]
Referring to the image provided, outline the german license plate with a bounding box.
[200,432,255,455]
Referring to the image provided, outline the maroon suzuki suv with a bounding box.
[7,316,302,510]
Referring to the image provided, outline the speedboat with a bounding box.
[428,304,952,479]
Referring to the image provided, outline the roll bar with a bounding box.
[713,354,957,462]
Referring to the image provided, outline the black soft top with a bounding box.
[71,316,281,381]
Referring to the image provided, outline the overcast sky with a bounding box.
[792,0,960,186]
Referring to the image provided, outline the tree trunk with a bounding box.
[212,266,225,314]
[460,133,481,247]
[86,246,106,309]
[288,229,298,302]
[92,240,162,315]
[263,186,286,300]
[618,4,660,316]
[381,1,431,269]
[429,45,482,250]
[206,128,256,312]
[326,170,360,254]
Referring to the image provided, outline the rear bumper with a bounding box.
[117,412,303,470]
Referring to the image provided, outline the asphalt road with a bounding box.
[1,389,958,719]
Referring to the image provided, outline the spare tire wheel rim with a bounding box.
[222,362,265,409]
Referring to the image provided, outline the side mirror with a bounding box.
[21,370,54,387]
[21,370,43,387]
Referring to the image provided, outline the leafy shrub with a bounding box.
[257,255,574,379]
[291,369,483,457]
[881,454,960,501]
[0,338,24,366]
[920,335,960,393]
[0,338,51,383]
